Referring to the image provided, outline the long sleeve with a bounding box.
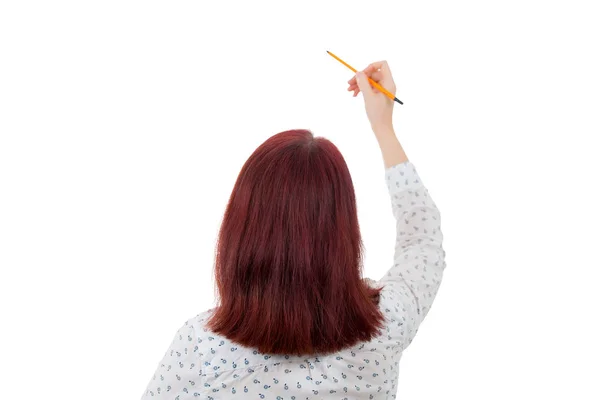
[378,161,446,349]
[140,320,203,399]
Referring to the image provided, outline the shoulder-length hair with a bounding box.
[205,129,385,356]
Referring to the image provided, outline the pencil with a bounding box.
[326,50,403,105]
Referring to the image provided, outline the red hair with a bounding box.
[205,129,385,356]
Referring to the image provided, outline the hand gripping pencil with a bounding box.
[327,50,403,105]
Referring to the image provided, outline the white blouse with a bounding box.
[140,161,446,400]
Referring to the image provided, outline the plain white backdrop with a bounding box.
[1,1,599,399]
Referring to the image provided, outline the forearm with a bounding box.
[373,126,408,169]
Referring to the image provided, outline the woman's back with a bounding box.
[146,306,399,399]
[141,158,445,399]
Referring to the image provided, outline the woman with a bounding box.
[140,61,446,399]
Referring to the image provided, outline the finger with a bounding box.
[349,74,381,94]
[355,71,374,97]
[348,65,372,85]
[348,66,383,91]
[363,69,386,87]
[368,61,394,82]
[362,64,378,76]
[348,65,386,88]
[350,78,378,93]
[368,61,396,93]
[348,65,378,83]
[370,71,383,82]
[367,60,390,73]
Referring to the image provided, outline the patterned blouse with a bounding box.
[140,161,446,399]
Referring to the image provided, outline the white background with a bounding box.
[1,1,599,399]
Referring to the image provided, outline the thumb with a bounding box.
[355,71,374,97]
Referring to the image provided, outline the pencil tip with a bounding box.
[326,50,330,54]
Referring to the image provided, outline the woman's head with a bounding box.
[206,129,385,356]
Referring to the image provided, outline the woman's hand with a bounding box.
[347,61,397,133]
[348,61,407,168]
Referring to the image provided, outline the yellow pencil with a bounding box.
[326,50,403,105]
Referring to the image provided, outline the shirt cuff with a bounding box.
[385,161,423,195]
